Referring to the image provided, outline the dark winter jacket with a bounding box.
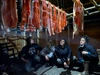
[78,43,99,62]
[55,44,72,62]
[18,43,42,59]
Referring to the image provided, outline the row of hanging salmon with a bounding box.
[1,0,67,36]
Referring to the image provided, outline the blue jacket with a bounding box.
[78,43,98,62]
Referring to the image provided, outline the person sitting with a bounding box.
[55,39,72,69]
[40,40,55,66]
[18,37,42,72]
[77,35,99,75]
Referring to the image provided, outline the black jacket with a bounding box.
[78,43,98,62]
[18,43,42,59]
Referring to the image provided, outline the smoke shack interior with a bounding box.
[0,0,100,75]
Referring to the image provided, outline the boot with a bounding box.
[81,61,89,75]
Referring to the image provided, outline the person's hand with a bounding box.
[64,62,68,67]
[24,59,29,63]
[82,51,88,54]
[67,59,70,65]
[45,55,49,61]
[21,57,29,63]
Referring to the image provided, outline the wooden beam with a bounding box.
[64,2,92,11]
[85,4,100,10]
[89,0,100,11]
[67,10,100,19]
[64,0,100,11]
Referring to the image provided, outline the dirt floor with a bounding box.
[0,57,100,75]
[0,62,100,75]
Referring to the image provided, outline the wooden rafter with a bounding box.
[64,0,100,11]
[89,0,100,11]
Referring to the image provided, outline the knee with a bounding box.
[57,58,62,64]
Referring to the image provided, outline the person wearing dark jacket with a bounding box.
[55,39,72,68]
[40,40,55,66]
[77,35,99,75]
[18,37,42,72]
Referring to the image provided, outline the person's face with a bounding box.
[60,40,65,46]
[80,38,86,45]
[30,39,34,44]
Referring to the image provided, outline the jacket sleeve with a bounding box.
[40,47,47,56]
[67,46,72,59]
[87,45,98,58]
[78,48,84,62]
[47,46,55,58]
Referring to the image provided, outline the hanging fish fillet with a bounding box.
[32,0,40,29]
[27,1,35,32]
[21,0,30,23]
[57,10,62,33]
[20,0,30,30]
[63,11,67,29]
[1,0,18,29]
[53,6,57,34]
[20,22,24,30]
[27,16,35,32]
[61,11,64,30]
[73,0,84,38]
[64,11,67,27]
[41,0,48,28]
[47,2,54,36]
[60,11,67,30]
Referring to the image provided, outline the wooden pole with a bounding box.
[67,22,70,45]
[45,28,48,44]
[56,33,58,46]
[36,29,39,44]
[21,24,26,47]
